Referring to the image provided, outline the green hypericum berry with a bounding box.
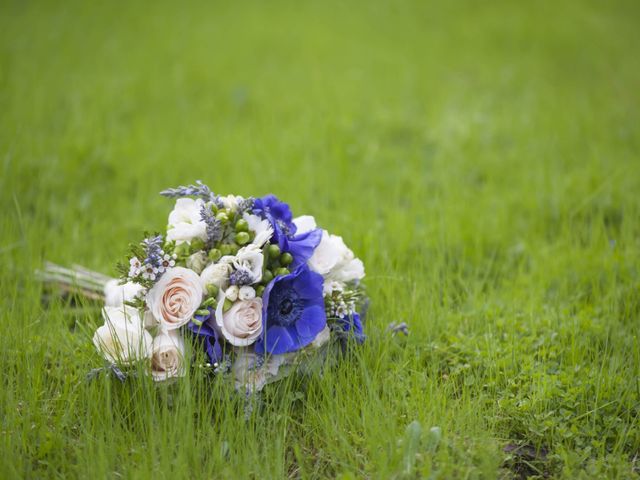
[208,248,221,262]
[229,243,240,255]
[216,212,229,224]
[268,244,281,259]
[190,238,205,252]
[235,231,250,245]
[235,219,249,232]
[262,269,274,284]
[275,267,290,277]
[219,244,232,256]
[255,285,265,297]
[280,252,293,266]
[223,298,234,312]
[205,283,219,303]
[174,243,190,257]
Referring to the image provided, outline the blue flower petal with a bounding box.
[295,304,326,338]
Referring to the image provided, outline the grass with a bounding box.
[1,0,640,477]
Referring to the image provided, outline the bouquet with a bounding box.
[43,182,368,392]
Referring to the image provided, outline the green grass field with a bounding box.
[2,0,640,478]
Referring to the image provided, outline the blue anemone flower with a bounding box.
[255,265,327,355]
[252,194,322,267]
[338,312,366,344]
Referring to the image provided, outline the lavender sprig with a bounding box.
[237,197,255,216]
[200,204,222,247]
[142,234,164,266]
[160,180,220,204]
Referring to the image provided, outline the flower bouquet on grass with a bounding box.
[40,181,368,392]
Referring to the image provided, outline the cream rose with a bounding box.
[166,198,208,244]
[151,330,186,381]
[215,294,263,346]
[146,267,204,330]
[93,306,152,364]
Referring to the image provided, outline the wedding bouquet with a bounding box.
[46,182,368,392]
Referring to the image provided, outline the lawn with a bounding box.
[1,0,639,478]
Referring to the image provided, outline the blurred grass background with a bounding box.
[1,0,639,478]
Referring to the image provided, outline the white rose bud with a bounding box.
[238,285,256,301]
[215,294,263,346]
[146,267,204,330]
[104,279,145,307]
[186,251,208,274]
[93,306,152,364]
[200,261,232,290]
[166,198,208,245]
[151,330,186,381]
[225,285,239,302]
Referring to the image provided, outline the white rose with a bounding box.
[233,244,264,284]
[146,267,204,330]
[104,279,145,307]
[166,198,208,245]
[308,230,365,282]
[93,306,152,364]
[215,294,263,346]
[328,258,365,282]
[200,261,232,290]
[151,330,186,381]
[293,215,317,234]
[244,213,274,247]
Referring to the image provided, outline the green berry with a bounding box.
[219,244,233,256]
[174,243,190,257]
[229,243,240,255]
[190,238,205,252]
[235,231,250,245]
[268,244,281,259]
[280,252,293,266]
[216,212,229,224]
[261,269,274,284]
[275,267,290,277]
[255,285,265,297]
[208,248,221,262]
[235,219,249,232]
[205,285,219,298]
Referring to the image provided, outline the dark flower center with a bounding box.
[268,288,302,327]
[279,299,294,316]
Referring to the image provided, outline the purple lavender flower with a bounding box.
[255,265,327,355]
[187,308,223,364]
[160,180,222,206]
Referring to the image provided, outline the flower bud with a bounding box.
[238,285,256,300]
[235,219,249,232]
[268,244,280,259]
[225,285,239,302]
[208,248,221,262]
[190,238,205,252]
[206,284,219,298]
[280,252,293,266]
[174,243,190,257]
[216,212,229,224]
[186,251,208,274]
[235,232,250,245]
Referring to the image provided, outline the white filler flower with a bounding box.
[166,198,208,244]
